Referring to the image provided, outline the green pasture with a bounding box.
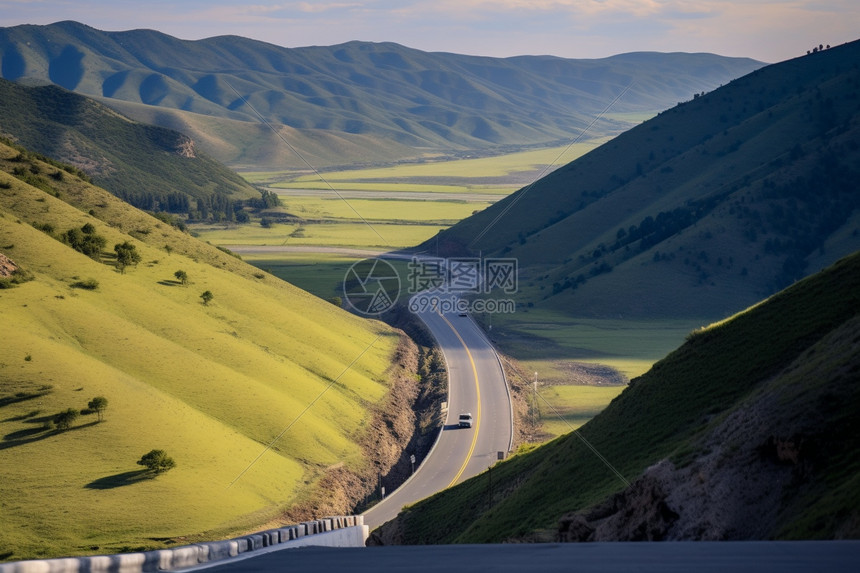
[483,309,705,380]
[270,181,510,194]
[0,146,401,559]
[241,140,607,187]
[279,196,494,223]
[535,385,626,437]
[194,221,443,250]
[237,252,360,300]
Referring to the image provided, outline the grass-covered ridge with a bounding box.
[0,141,404,560]
[0,78,258,219]
[376,250,860,543]
[432,39,860,319]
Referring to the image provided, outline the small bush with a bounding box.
[32,222,55,235]
[70,279,99,290]
[54,408,79,431]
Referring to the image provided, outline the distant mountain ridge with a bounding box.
[430,39,860,319]
[0,21,764,168]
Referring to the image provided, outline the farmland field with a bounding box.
[194,139,679,443]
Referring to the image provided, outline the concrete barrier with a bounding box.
[197,540,237,562]
[0,516,367,573]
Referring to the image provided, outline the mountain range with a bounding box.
[431,39,860,319]
[0,21,764,168]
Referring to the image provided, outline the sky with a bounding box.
[0,0,857,63]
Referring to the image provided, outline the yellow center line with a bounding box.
[439,312,481,488]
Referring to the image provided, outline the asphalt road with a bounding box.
[184,541,860,573]
[361,300,513,531]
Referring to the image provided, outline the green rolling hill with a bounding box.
[0,141,411,560]
[0,21,764,168]
[430,39,860,320]
[373,250,860,543]
[0,78,258,218]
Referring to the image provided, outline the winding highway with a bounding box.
[221,245,515,531]
[362,297,514,531]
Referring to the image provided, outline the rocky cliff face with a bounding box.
[0,252,19,276]
[559,315,860,541]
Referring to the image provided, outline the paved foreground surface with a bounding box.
[189,541,860,572]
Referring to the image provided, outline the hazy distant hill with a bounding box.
[373,251,860,543]
[0,21,764,168]
[0,78,257,217]
[431,39,860,319]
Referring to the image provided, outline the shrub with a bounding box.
[54,408,79,431]
[0,268,34,289]
[70,278,99,290]
[137,449,176,474]
[61,225,107,260]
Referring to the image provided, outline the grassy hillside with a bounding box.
[432,39,860,319]
[0,78,257,218]
[374,251,860,543]
[0,141,406,560]
[0,21,763,168]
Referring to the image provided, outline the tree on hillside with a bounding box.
[200,290,213,305]
[114,241,141,274]
[87,396,108,422]
[174,270,188,285]
[137,449,176,474]
[62,224,107,261]
[54,408,79,431]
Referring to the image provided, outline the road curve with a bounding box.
[362,300,513,531]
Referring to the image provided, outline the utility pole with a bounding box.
[533,371,539,427]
